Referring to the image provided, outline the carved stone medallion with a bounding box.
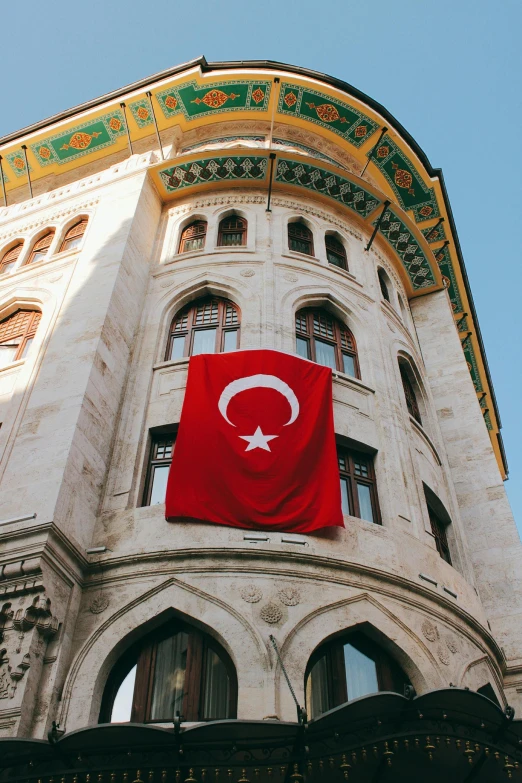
[260,603,283,624]
[278,587,300,606]
[283,273,298,283]
[445,636,458,654]
[240,269,255,277]
[421,620,439,642]
[89,595,110,614]
[240,585,262,603]
[437,644,451,666]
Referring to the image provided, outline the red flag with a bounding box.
[165,349,343,533]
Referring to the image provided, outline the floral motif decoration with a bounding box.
[276,158,379,218]
[260,603,283,624]
[240,585,262,603]
[192,89,240,109]
[156,79,271,120]
[89,595,110,614]
[367,135,439,222]
[5,151,32,178]
[159,156,268,193]
[279,83,378,148]
[30,111,126,166]
[278,587,300,606]
[375,209,436,289]
[422,620,439,642]
[437,644,451,666]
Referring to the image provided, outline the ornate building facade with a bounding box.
[0,58,521,779]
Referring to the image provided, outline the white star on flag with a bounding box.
[239,426,278,452]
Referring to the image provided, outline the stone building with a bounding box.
[0,58,521,780]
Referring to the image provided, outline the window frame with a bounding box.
[288,221,314,256]
[0,242,24,274]
[165,297,241,361]
[305,630,410,718]
[217,215,247,247]
[142,431,176,507]
[178,220,208,254]
[378,269,390,302]
[325,235,348,270]
[400,363,422,425]
[27,230,55,265]
[295,308,360,378]
[0,309,41,366]
[337,445,381,524]
[59,218,88,252]
[100,620,237,724]
[428,506,452,564]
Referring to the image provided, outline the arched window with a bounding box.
[59,218,88,252]
[218,215,247,246]
[325,235,347,270]
[295,308,359,377]
[288,221,314,255]
[0,242,23,275]
[399,363,422,424]
[305,630,411,719]
[165,297,240,360]
[378,269,390,302]
[100,619,237,723]
[423,485,452,565]
[27,230,55,264]
[0,309,41,369]
[179,220,207,253]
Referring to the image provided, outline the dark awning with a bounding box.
[1,689,521,782]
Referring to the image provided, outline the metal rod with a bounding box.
[361,126,388,176]
[435,240,450,262]
[364,200,390,252]
[120,102,134,157]
[269,634,305,722]
[146,91,164,160]
[21,145,32,198]
[267,77,280,151]
[0,156,7,207]
[461,332,472,347]
[455,313,468,331]
[266,152,277,213]
[479,392,487,402]
[424,217,444,242]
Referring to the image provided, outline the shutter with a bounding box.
[64,218,88,241]
[1,242,23,267]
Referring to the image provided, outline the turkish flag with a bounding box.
[165,349,343,533]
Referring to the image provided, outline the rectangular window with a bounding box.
[222,329,238,352]
[342,353,356,377]
[143,434,176,506]
[428,507,452,564]
[296,336,310,360]
[169,335,186,360]
[338,447,380,524]
[192,328,217,356]
[315,338,337,370]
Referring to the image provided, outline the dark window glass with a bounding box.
[0,309,41,369]
[378,269,390,302]
[400,364,422,424]
[59,219,88,252]
[0,242,23,274]
[218,215,247,247]
[305,631,410,719]
[179,220,207,253]
[338,447,380,524]
[428,507,452,564]
[325,235,348,270]
[27,231,55,264]
[288,221,314,255]
[165,297,240,360]
[295,308,359,377]
[100,621,237,724]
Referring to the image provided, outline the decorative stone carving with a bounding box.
[12,595,59,639]
[0,199,99,242]
[260,603,283,624]
[283,273,298,283]
[421,619,439,642]
[89,595,110,614]
[271,198,362,240]
[240,585,262,603]
[240,269,255,277]
[437,645,451,666]
[446,636,458,654]
[277,587,300,606]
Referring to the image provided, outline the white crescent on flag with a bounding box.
[218,374,300,427]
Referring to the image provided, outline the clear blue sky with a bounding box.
[2,0,520,532]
